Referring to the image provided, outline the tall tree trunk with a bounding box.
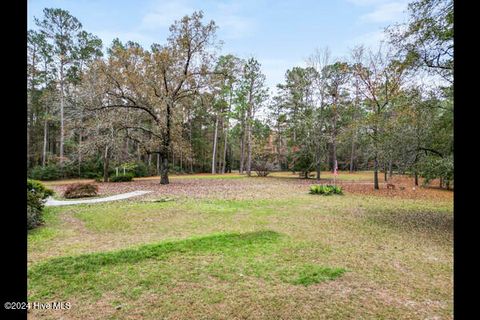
[42,117,48,167]
[222,92,232,174]
[239,122,245,174]
[326,144,331,171]
[332,98,338,173]
[228,145,233,173]
[78,132,82,176]
[276,130,282,170]
[103,145,110,182]
[246,105,253,177]
[316,150,321,181]
[59,61,65,166]
[27,117,30,168]
[160,151,169,185]
[27,45,38,169]
[180,151,183,172]
[350,79,359,173]
[221,122,228,174]
[160,102,172,184]
[212,113,219,174]
[246,122,252,176]
[189,110,194,173]
[373,120,379,190]
[332,140,337,173]
[157,153,160,175]
[415,171,419,186]
[374,154,379,190]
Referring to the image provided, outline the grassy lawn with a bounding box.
[28,175,452,319]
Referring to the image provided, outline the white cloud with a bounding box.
[360,2,407,23]
[215,14,255,40]
[349,29,387,49]
[139,0,255,40]
[140,0,196,30]
[212,2,255,40]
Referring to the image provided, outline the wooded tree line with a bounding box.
[27,0,453,188]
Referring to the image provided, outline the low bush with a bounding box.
[28,165,61,181]
[27,192,44,229]
[309,184,343,195]
[170,165,185,175]
[27,179,54,229]
[110,173,134,182]
[81,171,102,179]
[27,179,54,197]
[63,183,98,199]
[253,152,275,177]
[134,162,150,177]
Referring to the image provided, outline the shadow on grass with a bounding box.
[29,230,283,279]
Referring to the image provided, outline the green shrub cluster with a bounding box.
[134,162,149,177]
[27,179,54,229]
[28,160,155,181]
[110,173,134,182]
[170,165,185,174]
[28,164,61,180]
[63,183,99,199]
[309,184,343,195]
[27,179,54,197]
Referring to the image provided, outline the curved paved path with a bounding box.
[45,190,152,206]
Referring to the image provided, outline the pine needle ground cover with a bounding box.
[28,173,452,319]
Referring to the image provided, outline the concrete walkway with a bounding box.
[45,190,152,206]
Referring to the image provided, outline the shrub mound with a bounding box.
[309,184,343,195]
[29,164,61,181]
[27,179,54,229]
[110,173,134,182]
[63,183,98,199]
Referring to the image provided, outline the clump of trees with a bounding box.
[27,0,453,189]
[269,0,452,189]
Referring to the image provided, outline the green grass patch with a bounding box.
[28,231,345,301]
[27,207,63,245]
[29,231,282,278]
[309,184,343,195]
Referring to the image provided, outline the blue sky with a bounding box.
[28,0,409,92]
